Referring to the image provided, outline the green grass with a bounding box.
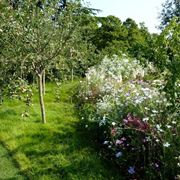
[0,144,24,179]
[0,81,122,179]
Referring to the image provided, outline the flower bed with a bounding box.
[78,55,180,179]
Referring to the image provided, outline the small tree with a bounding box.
[4,0,85,123]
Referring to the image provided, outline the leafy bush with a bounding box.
[78,55,180,179]
[6,78,33,116]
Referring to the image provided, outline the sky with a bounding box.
[87,0,165,33]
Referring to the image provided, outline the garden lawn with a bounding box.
[0,144,24,179]
[0,81,122,180]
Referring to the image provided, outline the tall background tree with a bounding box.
[160,0,180,29]
[92,15,128,54]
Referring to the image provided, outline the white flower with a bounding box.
[150,114,156,117]
[136,92,140,96]
[143,117,149,122]
[145,107,150,110]
[175,156,180,160]
[103,141,109,145]
[166,125,171,129]
[156,124,163,132]
[135,99,142,104]
[145,136,151,141]
[163,142,170,147]
[148,95,152,99]
[112,122,116,126]
[152,110,158,114]
[115,152,122,158]
[99,115,106,126]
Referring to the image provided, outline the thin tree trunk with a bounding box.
[42,69,46,95]
[32,73,36,86]
[71,68,74,82]
[38,73,46,124]
[0,88,2,105]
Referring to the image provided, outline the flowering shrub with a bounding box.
[78,55,180,178]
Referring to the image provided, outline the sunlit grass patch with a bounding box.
[0,81,123,179]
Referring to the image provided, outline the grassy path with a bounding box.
[0,144,23,179]
[0,81,122,179]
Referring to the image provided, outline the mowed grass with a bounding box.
[0,81,122,179]
[0,144,24,179]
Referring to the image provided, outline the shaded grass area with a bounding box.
[0,144,24,179]
[0,81,123,179]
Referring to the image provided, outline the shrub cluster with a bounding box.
[78,55,180,179]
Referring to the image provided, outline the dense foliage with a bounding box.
[0,0,179,179]
[78,56,180,179]
[159,0,180,29]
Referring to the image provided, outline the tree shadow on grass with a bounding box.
[0,109,17,119]
[7,117,124,179]
[0,142,25,180]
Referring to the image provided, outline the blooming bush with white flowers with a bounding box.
[78,55,180,179]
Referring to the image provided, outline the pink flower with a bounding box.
[124,113,150,132]
[121,137,126,141]
[155,163,159,168]
[111,128,116,136]
[116,139,123,145]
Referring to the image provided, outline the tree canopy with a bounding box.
[160,0,180,29]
